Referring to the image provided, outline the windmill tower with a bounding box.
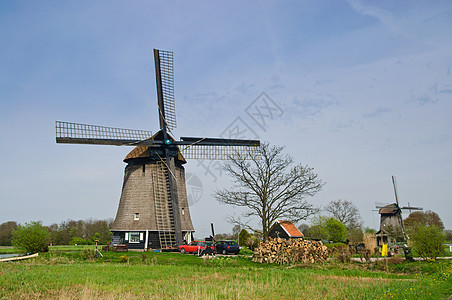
[56,49,260,250]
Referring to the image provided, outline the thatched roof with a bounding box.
[378,203,400,215]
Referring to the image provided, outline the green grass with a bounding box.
[0,244,103,254]
[1,250,451,299]
[0,247,17,254]
[49,244,102,251]
[238,247,254,255]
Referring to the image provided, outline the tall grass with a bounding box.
[0,251,450,299]
[0,244,102,255]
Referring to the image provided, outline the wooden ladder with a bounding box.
[152,161,176,249]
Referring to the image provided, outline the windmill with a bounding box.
[56,49,260,250]
[376,176,423,242]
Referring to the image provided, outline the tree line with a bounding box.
[0,218,113,246]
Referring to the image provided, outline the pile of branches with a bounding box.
[252,238,328,264]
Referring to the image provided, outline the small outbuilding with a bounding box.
[375,229,392,248]
[268,220,304,239]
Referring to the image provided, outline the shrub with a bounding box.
[364,227,376,234]
[238,229,251,247]
[305,224,329,240]
[307,216,347,242]
[83,249,96,261]
[141,253,148,263]
[410,225,446,259]
[327,244,351,263]
[12,221,50,253]
[445,230,452,242]
[70,237,88,245]
[325,218,347,243]
[347,227,364,243]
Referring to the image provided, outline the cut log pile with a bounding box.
[252,238,328,264]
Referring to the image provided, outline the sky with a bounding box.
[1,0,451,238]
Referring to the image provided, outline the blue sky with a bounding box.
[1,1,451,236]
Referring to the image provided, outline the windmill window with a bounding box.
[181,208,185,215]
[130,232,140,243]
[134,213,140,220]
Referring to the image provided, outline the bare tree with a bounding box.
[231,225,241,239]
[324,199,362,229]
[214,143,323,240]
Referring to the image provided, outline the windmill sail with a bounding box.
[154,49,176,131]
[56,121,152,145]
[180,144,260,160]
[178,136,260,160]
[392,175,407,240]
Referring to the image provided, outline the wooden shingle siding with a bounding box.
[111,150,194,233]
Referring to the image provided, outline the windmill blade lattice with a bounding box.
[180,144,260,160]
[156,50,176,131]
[56,121,153,145]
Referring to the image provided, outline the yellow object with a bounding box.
[381,243,388,257]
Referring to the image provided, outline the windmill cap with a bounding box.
[378,203,399,215]
[124,131,186,164]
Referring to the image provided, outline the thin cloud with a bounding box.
[363,107,391,119]
[347,0,452,48]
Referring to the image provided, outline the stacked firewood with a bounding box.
[252,238,328,264]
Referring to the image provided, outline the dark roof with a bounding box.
[124,145,152,161]
[124,130,186,163]
[378,203,400,215]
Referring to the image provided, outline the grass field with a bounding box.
[0,248,451,299]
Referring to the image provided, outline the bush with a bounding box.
[347,227,364,243]
[325,218,347,243]
[70,237,88,245]
[445,230,452,242]
[410,225,446,259]
[323,242,347,249]
[238,229,251,247]
[307,216,347,242]
[305,224,329,240]
[12,221,50,253]
[83,249,96,261]
[364,227,376,234]
[326,244,351,262]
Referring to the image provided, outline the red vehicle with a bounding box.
[179,241,214,254]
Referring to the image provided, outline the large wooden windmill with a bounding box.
[56,49,260,250]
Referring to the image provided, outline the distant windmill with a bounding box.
[375,176,423,241]
[56,49,260,250]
